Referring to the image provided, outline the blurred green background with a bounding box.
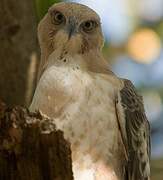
[35,0,163,179]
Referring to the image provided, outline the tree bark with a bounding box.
[0,0,39,106]
[0,101,73,180]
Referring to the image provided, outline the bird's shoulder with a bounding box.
[115,78,151,180]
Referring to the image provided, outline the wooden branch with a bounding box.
[0,101,73,180]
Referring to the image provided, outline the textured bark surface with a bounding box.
[0,0,39,106]
[0,101,73,180]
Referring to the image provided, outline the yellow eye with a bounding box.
[82,20,98,32]
[51,11,65,25]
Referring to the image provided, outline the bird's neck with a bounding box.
[38,47,113,80]
[82,50,114,75]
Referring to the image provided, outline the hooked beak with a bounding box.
[66,17,77,40]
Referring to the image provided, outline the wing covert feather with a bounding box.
[116,79,150,180]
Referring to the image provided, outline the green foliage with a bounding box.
[35,0,62,21]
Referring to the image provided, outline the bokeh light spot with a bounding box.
[127,28,161,64]
[143,91,162,121]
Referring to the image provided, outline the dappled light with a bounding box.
[127,28,161,64]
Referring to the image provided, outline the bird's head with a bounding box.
[38,2,104,56]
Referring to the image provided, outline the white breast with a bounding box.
[30,65,122,180]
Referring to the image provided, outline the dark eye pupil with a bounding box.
[85,22,91,28]
[56,14,63,21]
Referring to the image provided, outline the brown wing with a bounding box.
[115,79,150,180]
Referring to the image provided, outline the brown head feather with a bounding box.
[37,2,111,79]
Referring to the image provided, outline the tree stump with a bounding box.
[0,101,73,180]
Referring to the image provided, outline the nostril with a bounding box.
[63,59,67,62]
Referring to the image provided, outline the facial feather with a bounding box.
[37,2,107,80]
[52,29,83,54]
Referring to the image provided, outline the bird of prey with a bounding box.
[30,2,150,180]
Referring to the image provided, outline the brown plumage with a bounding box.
[30,2,150,180]
[37,2,107,79]
[116,80,150,180]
